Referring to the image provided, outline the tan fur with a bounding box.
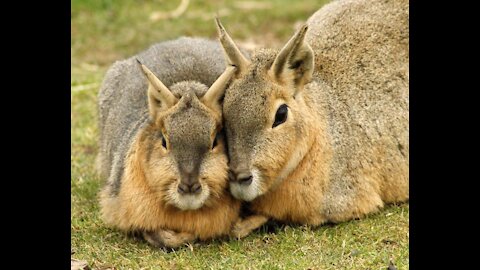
[143,230,196,248]
[217,0,409,237]
[232,215,269,239]
[99,63,241,247]
[99,135,240,240]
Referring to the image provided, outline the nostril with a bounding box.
[191,183,202,194]
[177,183,188,194]
[178,182,202,194]
[238,175,253,186]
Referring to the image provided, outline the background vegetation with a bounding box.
[71,0,409,269]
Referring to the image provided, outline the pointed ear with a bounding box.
[201,66,236,109]
[136,59,178,118]
[215,17,250,76]
[269,24,314,91]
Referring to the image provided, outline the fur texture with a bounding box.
[97,37,241,247]
[218,0,409,235]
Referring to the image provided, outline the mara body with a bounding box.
[215,0,409,237]
[96,37,241,247]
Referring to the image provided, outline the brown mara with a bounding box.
[216,0,409,238]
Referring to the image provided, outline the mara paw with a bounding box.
[143,229,195,248]
[231,215,269,239]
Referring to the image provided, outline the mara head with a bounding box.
[136,60,236,210]
[215,19,316,201]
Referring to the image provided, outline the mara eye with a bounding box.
[212,133,220,149]
[272,104,288,128]
[161,134,167,149]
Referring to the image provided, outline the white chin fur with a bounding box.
[171,186,210,211]
[229,168,262,201]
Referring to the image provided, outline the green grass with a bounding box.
[71,0,409,269]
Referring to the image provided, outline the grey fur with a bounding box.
[164,83,213,178]
[96,37,230,196]
[305,0,409,215]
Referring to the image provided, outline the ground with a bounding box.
[71,0,409,269]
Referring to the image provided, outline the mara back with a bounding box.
[305,0,409,219]
[97,37,227,188]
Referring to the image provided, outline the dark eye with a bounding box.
[212,133,220,149]
[161,134,167,149]
[272,104,288,128]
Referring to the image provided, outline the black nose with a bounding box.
[178,182,202,194]
[236,172,253,186]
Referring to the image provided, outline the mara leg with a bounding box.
[321,174,384,223]
[378,164,409,204]
[231,214,269,239]
[143,229,196,248]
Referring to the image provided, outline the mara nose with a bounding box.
[235,172,253,186]
[177,182,202,195]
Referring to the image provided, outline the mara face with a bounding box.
[137,61,236,210]
[215,19,315,201]
[142,90,227,210]
[223,51,313,202]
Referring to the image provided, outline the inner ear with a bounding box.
[290,49,314,87]
[270,24,314,90]
[290,60,303,69]
[136,59,178,118]
[147,86,172,118]
[153,98,162,107]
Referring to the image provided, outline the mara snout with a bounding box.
[228,166,263,202]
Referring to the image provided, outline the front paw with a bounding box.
[232,221,253,239]
[143,230,195,248]
[143,230,166,248]
[231,215,269,239]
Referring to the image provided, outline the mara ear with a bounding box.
[215,17,250,77]
[201,66,237,110]
[269,24,314,92]
[136,59,178,118]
